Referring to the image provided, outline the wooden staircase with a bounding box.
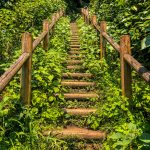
[44,23,106,149]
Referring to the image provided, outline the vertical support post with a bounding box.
[43,19,49,50]
[92,15,97,26]
[83,9,86,22]
[120,35,132,100]
[86,8,90,24]
[100,21,107,59]
[21,32,32,105]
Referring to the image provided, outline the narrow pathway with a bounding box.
[44,22,106,149]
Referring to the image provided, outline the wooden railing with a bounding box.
[81,8,150,100]
[0,10,64,105]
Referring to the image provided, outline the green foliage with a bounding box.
[0,16,70,149]
[0,0,66,63]
[89,0,150,68]
[77,17,150,149]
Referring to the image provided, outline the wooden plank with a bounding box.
[61,81,96,87]
[21,32,33,105]
[43,126,106,139]
[62,73,92,78]
[63,93,99,99]
[124,54,150,83]
[63,108,97,115]
[120,35,132,100]
[0,53,30,92]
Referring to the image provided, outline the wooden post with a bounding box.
[86,8,90,24]
[92,15,97,26]
[43,20,49,50]
[100,21,107,59]
[21,32,32,105]
[120,35,132,100]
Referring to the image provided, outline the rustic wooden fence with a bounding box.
[81,8,150,100]
[0,10,64,105]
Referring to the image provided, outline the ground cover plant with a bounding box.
[0,16,70,149]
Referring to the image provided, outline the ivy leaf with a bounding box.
[141,35,150,50]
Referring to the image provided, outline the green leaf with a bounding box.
[141,35,150,50]
[139,133,150,143]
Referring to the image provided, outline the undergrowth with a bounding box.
[77,17,150,150]
[0,17,70,149]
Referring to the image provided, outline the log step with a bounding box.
[69,51,80,54]
[43,126,106,139]
[70,48,80,51]
[66,60,83,64]
[70,45,80,48]
[63,93,99,99]
[62,73,92,78]
[61,81,96,87]
[67,65,83,70]
[68,55,81,59]
[63,108,97,115]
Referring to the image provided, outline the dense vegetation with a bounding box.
[0,0,66,72]
[0,0,149,149]
[89,0,150,69]
[0,12,70,149]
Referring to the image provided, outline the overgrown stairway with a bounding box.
[44,23,106,148]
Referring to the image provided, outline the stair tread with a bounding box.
[43,126,106,139]
[61,81,96,86]
[67,65,83,70]
[63,108,97,115]
[62,73,92,78]
[66,60,83,64]
[63,93,99,99]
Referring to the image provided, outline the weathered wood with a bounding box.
[0,53,30,92]
[100,21,107,59]
[62,73,92,78]
[92,15,97,26]
[43,126,106,139]
[63,108,97,115]
[33,31,47,51]
[63,93,99,99]
[124,54,150,83]
[61,81,96,87]
[102,32,120,52]
[43,20,49,50]
[120,35,132,100]
[21,32,33,105]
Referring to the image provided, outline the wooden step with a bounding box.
[43,126,106,139]
[70,47,80,50]
[70,45,80,48]
[62,73,92,78]
[69,51,80,54]
[61,81,96,87]
[63,93,99,99]
[67,65,83,70]
[68,55,81,59]
[63,108,97,115]
[66,60,83,64]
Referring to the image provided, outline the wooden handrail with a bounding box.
[0,53,30,91]
[0,10,64,105]
[81,8,150,100]
[124,54,150,83]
